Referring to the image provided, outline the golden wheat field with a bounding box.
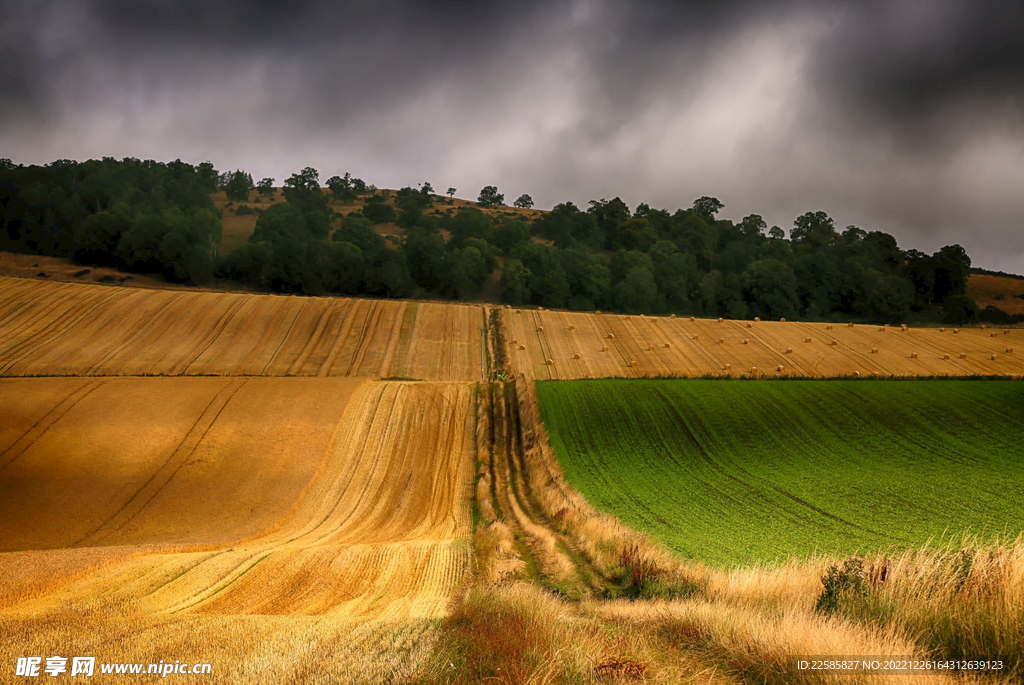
[0,277,484,380]
[503,307,1023,379]
[0,378,475,682]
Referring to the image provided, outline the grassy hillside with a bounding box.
[536,379,1024,566]
[968,272,1024,315]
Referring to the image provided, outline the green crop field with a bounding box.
[536,380,1024,567]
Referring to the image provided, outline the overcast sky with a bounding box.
[2,0,1023,272]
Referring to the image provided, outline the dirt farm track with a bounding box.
[0,275,1022,682]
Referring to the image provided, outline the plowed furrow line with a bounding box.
[82,291,183,375]
[0,379,104,472]
[176,295,252,375]
[314,300,362,376]
[286,305,335,376]
[348,301,387,376]
[231,296,302,374]
[76,379,247,546]
[378,301,409,378]
[259,297,313,375]
[0,287,125,374]
[184,294,268,375]
[0,281,81,344]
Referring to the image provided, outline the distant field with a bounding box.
[536,379,1024,566]
[969,272,1024,315]
[505,308,1023,379]
[0,277,484,380]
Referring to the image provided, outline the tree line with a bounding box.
[0,157,1016,325]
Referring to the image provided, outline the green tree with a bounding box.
[743,259,799,319]
[931,244,971,303]
[447,187,456,198]
[320,241,365,294]
[614,267,658,314]
[692,196,723,221]
[500,259,531,304]
[790,211,837,251]
[513,194,534,209]
[283,167,327,211]
[362,202,397,224]
[256,177,275,199]
[867,274,912,324]
[478,186,504,208]
[941,294,980,325]
[224,170,254,202]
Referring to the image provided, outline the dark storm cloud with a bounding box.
[1,0,1022,271]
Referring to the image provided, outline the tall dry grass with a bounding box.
[414,583,729,685]
[819,539,1024,678]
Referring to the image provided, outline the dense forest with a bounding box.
[1,157,1019,325]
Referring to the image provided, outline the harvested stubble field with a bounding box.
[0,378,476,682]
[0,277,484,380]
[536,379,1024,567]
[503,307,1023,379]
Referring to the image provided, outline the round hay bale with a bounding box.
[515,309,522,314]
[785,347,793,354]
[518,344,526,350]
[595,310,602,315]
[848,322,854,327]
[648,344,656,351]
[990,332,997,337]
[689,316,696,322]
[852,370,860,377]
[607,333,615,339]
[830,340,838,346]
[692,334,699,341]
[504,304,511,309]
[511,338,518,345]
[546,358,553,365]
[959,352,967,359]
[776,364,784,372]
[664,342,671,349]
[743,339,750,345]
[871,348,878,354]
[749,366,759,375]
[826,324,833,330]
[981,324,987,329]
[602,345,609,352]
[568,324,575,331]
[754,317,761,322]
[670,314,676,319]
[901,324,907,331]
[1005,329,1010,334]
[724,363,732,371]
[943,354,950,360]
[629,360,637,368]
[746,323,753,328]
[572,353,581,360]
[718,317,724,323]
[940,327,945,332]
[780,317,786,322]
[990,354,998,360]
[718,337,725,344]
[538,306,545,311]
[879,327,885,332]
[953,328,959,333]
[804,337,812,343]
[537,326,544,332]
[1006,347,1014,354]
[910,352,918,359]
